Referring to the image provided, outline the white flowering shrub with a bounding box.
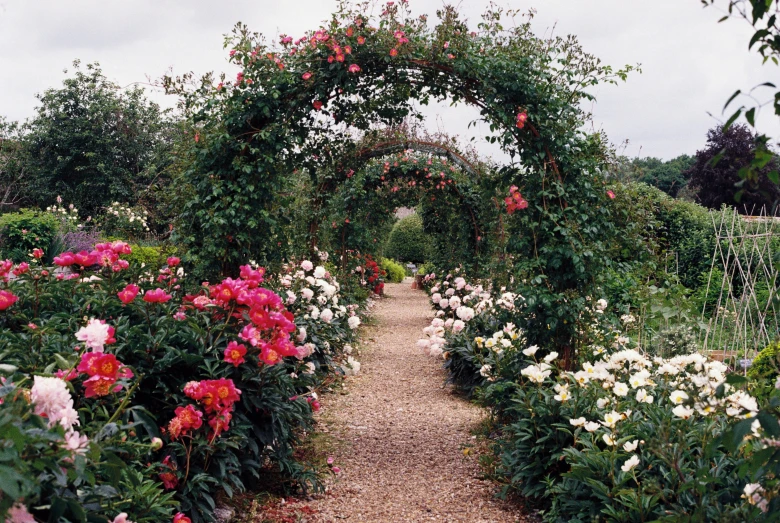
[101,202,150,239]
[485,347,761,521]
[275,258,365,377]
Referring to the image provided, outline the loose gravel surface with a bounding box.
[304,281,528,523]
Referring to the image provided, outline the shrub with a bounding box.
[0,248,364,522]
[0,209,59,261]
[384,214,430,264]
[380,258,406,283]
[748,340,780,381]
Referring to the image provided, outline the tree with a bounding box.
[24,61,178,221]
[687,124,780,213]
[611,155,695,197]
[0,118,30,209]
[702,1,779,191]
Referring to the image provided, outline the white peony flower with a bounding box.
[635,388,654,404]
[523,345,539,357]
[596,397,610,409]
[672,405,694,419]
[613,382,629,397]
[313,266,326,278]
[439,298,449,309]
[623,439,639,452]
[296,327,307,343]
[601,410,622,428]
[303,362,316,375]
[670,390,689,405]
[584,421,601,432]
[543,352,558,363]
[621,454,640,472]
[301,288,314,300]
[603,434,616,446]
[569,417,587,427]
[452,320,465,333]
[479,364,492,377]
[320,308,334,323]
[348,316,361,330]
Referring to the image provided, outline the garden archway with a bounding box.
[173,1,632,362]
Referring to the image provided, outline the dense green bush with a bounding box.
[0,209,60,261]
[748,340,780,381]
[384,214,430,264]
[380,258,406,283]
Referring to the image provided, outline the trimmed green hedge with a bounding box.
[384,213,430,264]
[380,258,406,282]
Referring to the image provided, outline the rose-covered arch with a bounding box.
[329,149,486,269]
[172,1,633,362]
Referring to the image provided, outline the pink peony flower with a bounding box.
[143,288,172,303]
[348,64,361,73]
[302,71,313,80]
[32,248,44,259]
[0,289,18,310]
[117,283,140,304]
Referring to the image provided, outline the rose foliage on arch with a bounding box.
[328,150,486,269]
[169,1,635,363]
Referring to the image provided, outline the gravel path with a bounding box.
[305,281,527,522]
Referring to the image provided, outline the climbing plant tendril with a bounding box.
[167,1,636,366]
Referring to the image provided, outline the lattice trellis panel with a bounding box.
[700,207,780,359]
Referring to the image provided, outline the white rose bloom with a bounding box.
[621,454,640,472]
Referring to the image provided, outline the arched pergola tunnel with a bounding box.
[172,1,632,365]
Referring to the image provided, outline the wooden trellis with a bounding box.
[700,207,780,360]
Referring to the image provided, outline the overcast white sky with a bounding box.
[0,0,777,160]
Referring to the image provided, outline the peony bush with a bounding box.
[418,269,766,521]
[0,245,366,522]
